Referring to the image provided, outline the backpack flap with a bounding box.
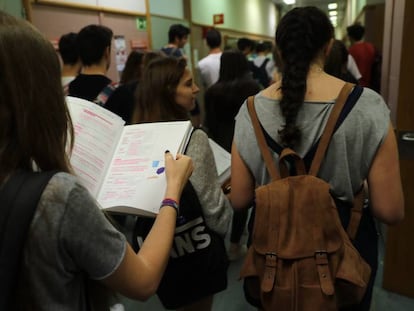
[253,176,344,258]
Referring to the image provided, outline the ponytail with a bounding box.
[275,7,334,147]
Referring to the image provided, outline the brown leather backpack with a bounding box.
[240,83,371,310]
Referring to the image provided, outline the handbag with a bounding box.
[132,181,229,309]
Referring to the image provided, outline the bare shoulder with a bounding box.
[261,81,282,100]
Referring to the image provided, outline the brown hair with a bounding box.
[0,11,73,182]
[0,13,117,310]
[133,56,189,123]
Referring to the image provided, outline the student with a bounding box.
[132,57,232,311]
[347,23,376,88]
[204,49,261,261]
[161,24,190,58]
[58,32,81,88]
[68,24,116,105]
[249,41,275,88]
[105,51,162,124]
[197,28,223,89]
[160,24,201,128]
[236,37,255,58]
[231,6,404,311]
[325,39,359,84]
[0,11,193,310]
[119,50,145,85]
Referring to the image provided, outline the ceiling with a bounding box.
[272,0,348,28]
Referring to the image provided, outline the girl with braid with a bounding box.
[230,6,404,310]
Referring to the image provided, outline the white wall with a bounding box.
[191,0,277,37]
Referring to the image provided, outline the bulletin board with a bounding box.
[35,0,147,15]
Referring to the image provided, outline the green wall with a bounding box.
[149,0,184,19]
[190,0,277,37]
[0,0,24,18]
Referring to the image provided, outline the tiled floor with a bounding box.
[118,219,414,311]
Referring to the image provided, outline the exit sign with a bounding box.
[136,17,147,30]
[213,14,224,25]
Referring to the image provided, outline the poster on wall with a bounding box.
[114,35,127,72]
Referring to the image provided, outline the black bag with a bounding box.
[133,181,229,309]
[0,170,57,309]
[249,58,270,88]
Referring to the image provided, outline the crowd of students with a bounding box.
[0,5,404,311]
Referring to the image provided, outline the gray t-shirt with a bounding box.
[234,87,390,202]
[18,172,126,310]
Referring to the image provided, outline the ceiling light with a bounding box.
[283,0,296,5]
[328,3,338,10]
[330,16,338,22]
[329,11,338,16]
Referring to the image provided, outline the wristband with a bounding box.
[160,198,179,215]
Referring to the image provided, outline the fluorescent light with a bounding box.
[283,0,296,5]
[328,3,338,10]
[329,11,338,16]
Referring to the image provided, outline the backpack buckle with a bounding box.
[315,250,328,265]
[265,252,277,268]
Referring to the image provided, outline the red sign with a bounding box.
[213,14,224,25]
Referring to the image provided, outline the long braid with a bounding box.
[275,7,334,147]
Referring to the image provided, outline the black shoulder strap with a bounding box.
[261,85,364,170]
[0,170,57,307]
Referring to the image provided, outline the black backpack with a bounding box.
[132,180,229,309]
[0,170,56,308]
[249,58,271,88]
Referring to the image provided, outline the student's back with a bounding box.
[205,78,260,152]
[231,6,404,311]
[68,24,114,104]
[205,49,261,152]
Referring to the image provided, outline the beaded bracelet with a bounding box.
[160,198,179,215]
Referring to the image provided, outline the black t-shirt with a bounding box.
[105,81,138,124]
[68,74,111,102]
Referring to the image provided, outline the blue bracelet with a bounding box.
[160,198,179,215]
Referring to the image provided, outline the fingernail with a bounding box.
[165,150,170,154]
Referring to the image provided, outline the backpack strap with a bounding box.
[260,85,363,171]
[308,82,355,176]
[347,187,365,240]
[0,170,57,307]
[247,96,280,181]
[94,82,118,107]
[260,58,270,69]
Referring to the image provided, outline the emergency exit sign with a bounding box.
[136,17,147,30]
[213,14,224,25]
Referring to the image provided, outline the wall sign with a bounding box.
[213,13,224,25]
